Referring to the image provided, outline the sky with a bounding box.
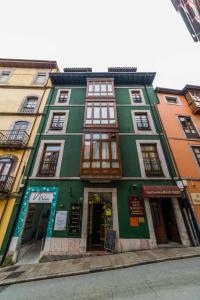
[0,0,199,89]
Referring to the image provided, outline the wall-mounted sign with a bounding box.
[54,211,68,231]
[191,193,200,205]
[141,186,181,198]
[29,192,54,204]
[69,204,81,234]
[129,197,144,218]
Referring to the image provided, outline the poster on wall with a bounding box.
[54,211,68,231]
[129,197,144,218]
[69,204,81,234]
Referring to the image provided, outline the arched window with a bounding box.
[21,96,39,113]
[9,121,29,141]
[0,156,18,190]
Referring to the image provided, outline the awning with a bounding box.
[141,186,181,198]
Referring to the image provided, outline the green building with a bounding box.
[8,67,191,263]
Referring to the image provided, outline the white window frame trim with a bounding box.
[131,110,156,135]
[18,94,41,113]
[32,139,65,177]
[32,70,48,86]
[55,88,71,106]
[0,69,13,84]
[44,110,69,135]
[129,88,146,106]
[164,95,182,106]
[136,140,170,178]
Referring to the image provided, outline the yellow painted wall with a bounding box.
[0,66,57,251]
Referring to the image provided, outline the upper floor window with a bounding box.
[87,81,114,97]
[135,112,150,131]
[21,96,38,113]
[129,89,145,105]
[191,91,200,102]
[141,144,164,177]
[165,96,179,104]
[85,102,116,126]
[50,113,65,130]
[38,144,61,176]
[81,133,120,171]
[0,70,11,84]
[55,89,71,105]
[34,72,47,85]
[192,146,200,167]
[179,116,199,139]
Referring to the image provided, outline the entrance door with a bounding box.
[150,199,168,244]
[150,198,181,244]
[87,192,112,251]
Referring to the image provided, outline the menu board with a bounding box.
[54,211,68,231]
[129,197,144,218]
[104,229,116,252]
[69,204,81,234]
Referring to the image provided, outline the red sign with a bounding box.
[129,197,144,218]
[141,186,181,198]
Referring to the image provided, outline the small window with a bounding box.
[192,146,200,167]
[21,96,38,113]
[135,112,150,131]
[179,116,199,139]
[141,144,163,177]
[50,113,65,130]
[129,89,145,105]
[38,144,61,176]
[34,72,47,85]
[165,96,178,104]
[58,91,69,103]
[0,70,11,83]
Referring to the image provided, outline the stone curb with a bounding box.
[0,253,200,287]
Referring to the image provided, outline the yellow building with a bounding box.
[0,58,58,262]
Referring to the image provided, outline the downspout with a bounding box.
[149,87,200,245]
[0,65,56,265]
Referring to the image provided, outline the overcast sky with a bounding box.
[1,0,199,89]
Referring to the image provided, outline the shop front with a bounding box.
[142,186,191,247]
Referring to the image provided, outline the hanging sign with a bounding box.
[29,192,54,204]
[69,204,81,234]
[129,197,144,218]
[54,211,68,231]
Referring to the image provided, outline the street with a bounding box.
[0,257,200,299]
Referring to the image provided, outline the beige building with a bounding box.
[0,58,58,262]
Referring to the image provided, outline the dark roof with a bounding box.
[63,67,92,73]
[108,67,137,72]
[156,84,200,95]
[50,71,155,85]
[0,58,58,69]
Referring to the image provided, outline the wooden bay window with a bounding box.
[87,80,114,97]
[85,102,116,126]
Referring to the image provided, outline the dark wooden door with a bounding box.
[150,199,168,244]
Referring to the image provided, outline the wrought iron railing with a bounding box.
[0,130,29,148]
[0,175,14,192]
[38,160,58,176]
[143,159,164,176]
[136,122,150,130]
[21,107,36,113]
[50,122,64,130]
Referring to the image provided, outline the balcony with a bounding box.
[0,130,29,150]
[20,107,36,114]
[0,175,14,197]
[37,160,57,177]
[188,100,200,115]
[143,160,164,177]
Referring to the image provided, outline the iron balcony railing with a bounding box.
[0,130,29,149]
[21,107,36,113]
[143,159,164,176]
[136,122,150,130]
[38,160,58,176]
[50,122,64,130]
[0,175,14,193]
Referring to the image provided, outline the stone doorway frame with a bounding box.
[80,188,120,253]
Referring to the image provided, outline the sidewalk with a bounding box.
[1,246,200,286]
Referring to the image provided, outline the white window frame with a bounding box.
[129,88,146,106]
[164,95,182,106]
[32,71,48,85]
[18,95,41,113]
[0,69,12,84]
[136,140,170,178]
[32,140,65,177]
[55,89,71,106]
[45,110,69,134]
[131,110,156,135]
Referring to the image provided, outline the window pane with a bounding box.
[102,162,110,168]
[88,84,93,92]
[93,120,101,124]
[94,107,100,118]
[101,84,106,92]
[111,142,117,159]
[109,107,114,118]
[101,107,107,118]
[86,120,92,124]
[93,141,100,159]
[85,134,91,139]
[92,162,100,168]
[101,134,109,139]
[112,162,119,168]
[102,142,109,159]
[86,107,92,119]
[93,134,100,139]
[94,84,100,92]
[84,141,90,159]
[107,84,112,92]
[82,162,90,168]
